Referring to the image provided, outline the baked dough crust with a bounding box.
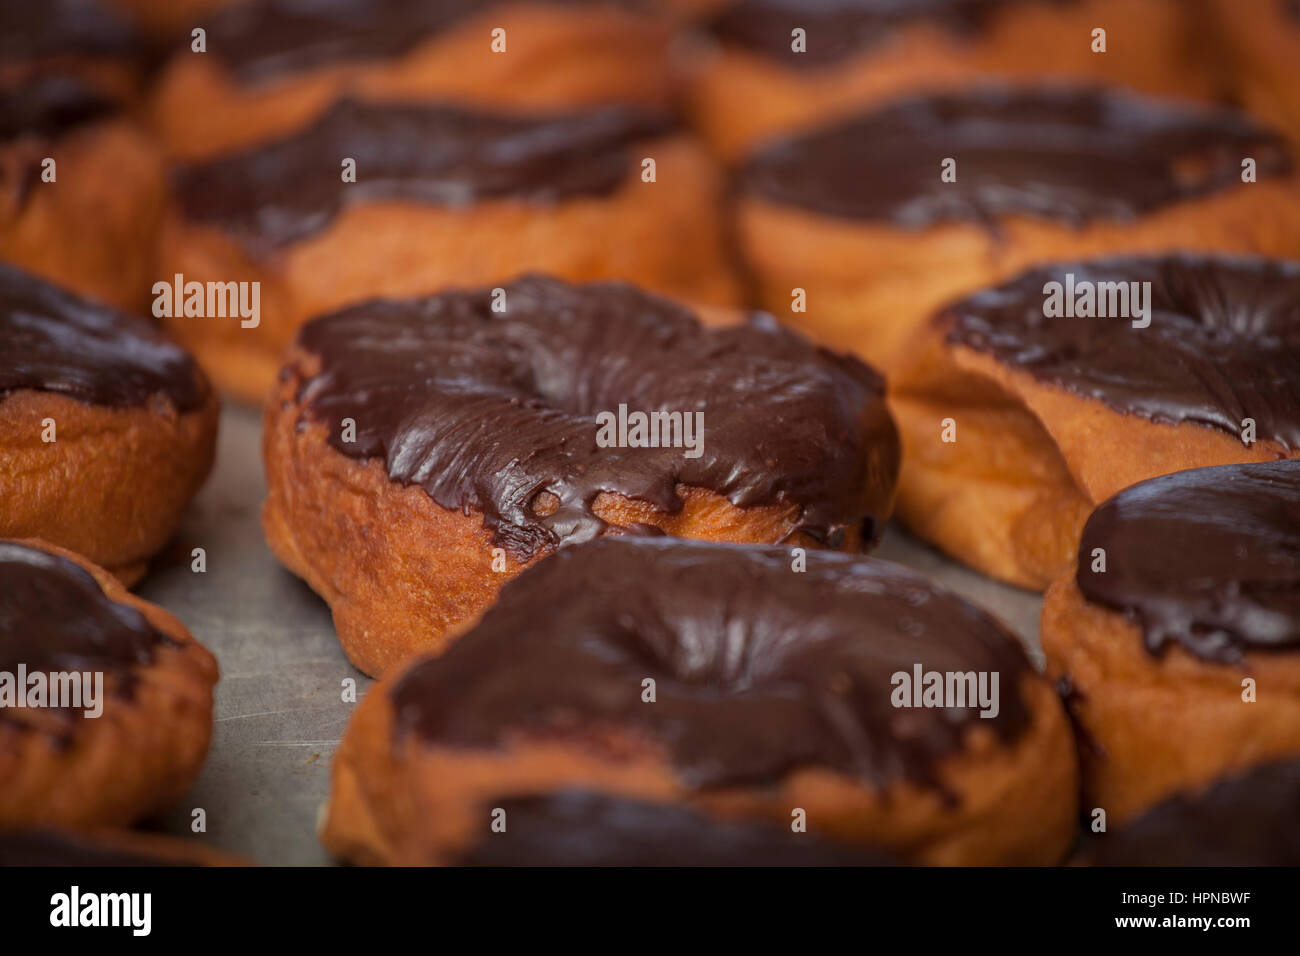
[1042,568,1300,825]
[0,388,218,586]
[887,327,1295,590]
[0,118,166,313]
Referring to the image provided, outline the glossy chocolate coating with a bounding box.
[943,255,1300,451]
[0,541,173,726]
[711,0,1071,68]
[175,100,670,253]
[0,0,138,62]
[450,791,896,866]
[0,74,114,143]
[197,0,637,85]
[1077,460,1300,663]
[295,275,898,560]
[1089,759,1300,866]
[390,538,1031,791]
[739,87,1289,227]
[0,830,200,867]
[0,264,207,412]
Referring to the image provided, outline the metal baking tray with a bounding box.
[138,403,1044,866]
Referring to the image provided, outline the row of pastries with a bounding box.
[1,0,1298,867]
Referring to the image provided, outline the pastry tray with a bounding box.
[138,402,1045,866]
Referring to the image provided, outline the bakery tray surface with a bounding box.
[138,402,1044,866]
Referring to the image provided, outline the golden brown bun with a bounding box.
[738,175,1300,373]
[689,0,1217,159]
[0,118,166,313]
[887,326,1296,591]
[322,658,1077,866]
[0,386,218,586]
[159,135,742,404]
[0,539,218,828]
[262,351,886,677]
[151,3,675,160]
[1041,567,1300,825]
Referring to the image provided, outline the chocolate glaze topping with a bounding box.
[0,830,200,868]
[176,99,670,253]
[198,0,633,85]
[1089,759,1300,866]
[739,87,1290,228]
[944,255,1300,451]
[296,275,897,561]
[0,74,115,143]
[450,791,896,866]
[0,0,138,62]
[1077,460,1300,663]
[0,264,207,412]
[0,541,173,727]
[390,538,1031,791]
[711,0,1071,68]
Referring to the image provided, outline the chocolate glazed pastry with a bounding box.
[735,85,1299,371]
[158,100,740,402]
[0,539,218,828]
[150,0,677,160]
[1082,759,1300,867]
[1041,460,1300,824]
[0,265,218,585]
[689,0,1217,157]
[321,538,1078,866]
[264,275,900,676]
[0,0,166,311]
[889,254,1300,590]
[441,792,898,867]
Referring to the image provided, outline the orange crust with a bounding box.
[0,539,218,829]
[262,347,893,677]
[1041,567,1300,826]
[738,174,1300,372]
[0,387,218,587]
[887,325,1297,591]
[688,0,1217,159]
[1210,0,1300,150]
[0,118,166,313]
[150,3,676,161]
[321,658,1077,866]
[158,135,742,404]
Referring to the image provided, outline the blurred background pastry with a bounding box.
[735,86,1296,372]
[687,0,1219,158]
